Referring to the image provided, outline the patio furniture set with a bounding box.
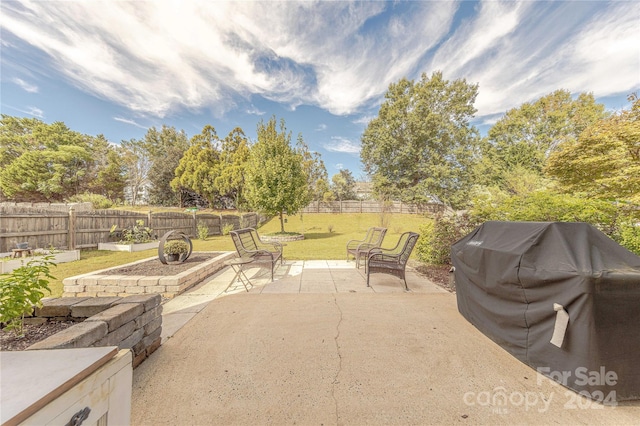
[228,226,419,291]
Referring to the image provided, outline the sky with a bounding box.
[1,1,639,178]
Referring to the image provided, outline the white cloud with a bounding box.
[324,136,360,154]
[1,0,636,123]
[335,163,344,170]
[315,123,327,132]
[114,116,147,130]
[352,115,376,126]
[431,0,640,121]
[246,105,265,116]
[0,1,456,118]
[13,77,38,93]
[27,106,43,118]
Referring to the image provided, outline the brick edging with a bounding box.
[26,294,162,368]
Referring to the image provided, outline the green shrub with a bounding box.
[416,214,476,265]
[67,193,113,209]
[197,222,209,240]
[0,256,55,335]
[163,240,189,255]
[222,223,234,236]
[615,220,640,255]
[110,220,154,244]
[471,190,618,233]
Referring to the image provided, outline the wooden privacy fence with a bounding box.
[0,207,259,253]
[301,200,446,215]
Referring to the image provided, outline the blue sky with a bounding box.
[1,1,638,178]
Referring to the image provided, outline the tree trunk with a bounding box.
[279,210,285,233]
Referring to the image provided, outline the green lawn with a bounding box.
[47,213,432,297]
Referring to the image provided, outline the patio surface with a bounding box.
[132,260,640,425]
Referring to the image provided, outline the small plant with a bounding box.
[197,222,209,240]
[222,223,235,236]
[164,240,189,255]
[328,224,334,233]
[0,256,56,336]
[110,220,154,244]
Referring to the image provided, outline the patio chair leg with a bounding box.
[366,272,371,287]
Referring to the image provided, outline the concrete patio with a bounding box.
[132,260,640,425]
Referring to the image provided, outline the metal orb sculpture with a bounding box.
[158,230,193,264]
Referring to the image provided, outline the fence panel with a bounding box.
[151,212,195,238]
[0,207,69,252]
[75,210,148,248]
[196,214,221,237]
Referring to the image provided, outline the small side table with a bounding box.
[224,258,254,292]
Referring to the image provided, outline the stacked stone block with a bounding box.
[62,252,234,298]
[27,294,162,368]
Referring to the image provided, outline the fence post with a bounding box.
[148,210,153,229]
[193,211,197,236]
[68,206,76,250]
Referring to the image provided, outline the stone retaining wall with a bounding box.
[62,251,234,299]
[26,294,162,368]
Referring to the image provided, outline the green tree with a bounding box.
[331,169,357,201]
[245,117,309,232]
[142,125,190,206]
[95,148,127,202]
[479,90,607,189]
[546,94,640,203]
[0,145,92,201]
[171,125,220,207]
[295,136,327,206]
[361,71,480,209]
[0,116,100,200]
[215,127,250,209]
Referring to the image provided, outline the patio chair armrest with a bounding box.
[256,240,283,253]
[367,250,400,263]
[346,238,365,250]
[357,242,378,251]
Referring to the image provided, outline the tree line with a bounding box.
[0,115,358,214]
[1,71,638,232]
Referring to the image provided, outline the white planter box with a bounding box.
[98,241,159,252]
[1,250,80,274]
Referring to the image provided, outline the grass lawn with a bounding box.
[46,213,432,297]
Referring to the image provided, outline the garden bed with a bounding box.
[0,250,80,274]
[97,241,159,252]
[63,251,234,298]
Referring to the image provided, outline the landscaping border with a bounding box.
[27,294,162,368]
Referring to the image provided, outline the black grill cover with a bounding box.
[452,221,640,401]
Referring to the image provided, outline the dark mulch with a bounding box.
[101,254,221,276]
[412,261,455,293]
[1,320,76,351]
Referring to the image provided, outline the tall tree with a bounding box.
[215,127,250,209]
[0,116,97,200]
[245,117,309,232]
[94,147,127,202]
[171,125,220,207]
[546,94,640,203]
[331,169,357,201]
[360,71,480,209]
[142,125,189,206]
[297,137,328,203]
[479,90,607,189]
